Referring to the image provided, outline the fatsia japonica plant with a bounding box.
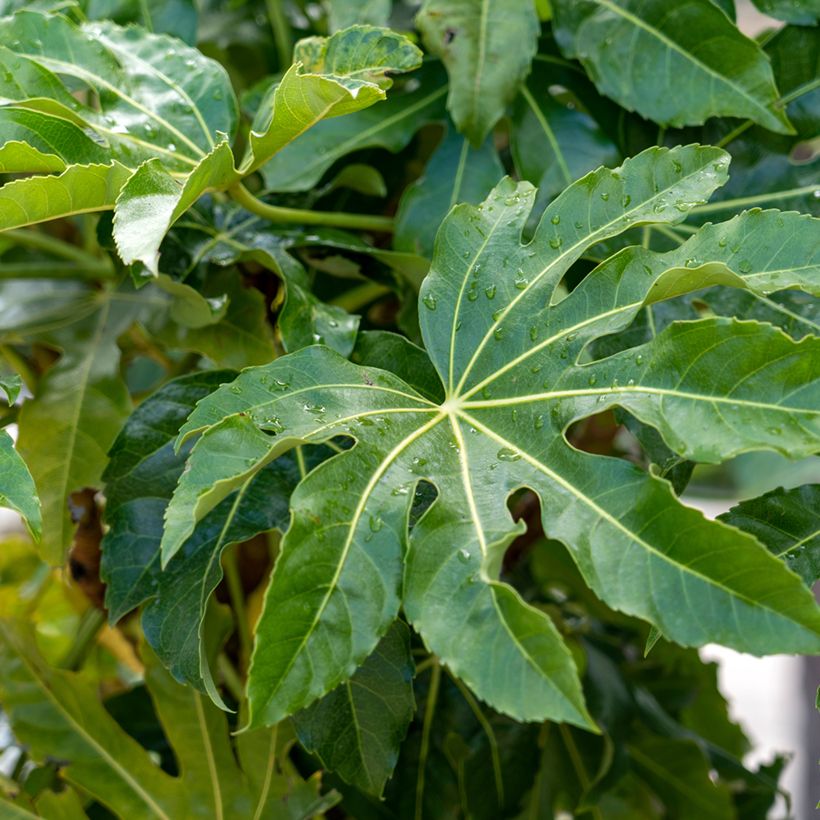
[0,0,818,816]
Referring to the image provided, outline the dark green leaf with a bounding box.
[0,431,41,541]
[751,0,820,24]
[294,621,415,796]
[719,484,820,586]
[394,126,503,258]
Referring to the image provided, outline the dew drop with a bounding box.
[529,326,538,341]
[622,194,631,207]
[738,259,752,273]
[549,237,562,249]
[496,447,521,462]
[457,548,471,563]
[600,191,610,201]
[369,515,383,533]
[485,284,496,299]
[635,354,644,366]
[422,293,437,310]
[534,414,544,430]
[551,214,561,225]
[588,374,598,386]
[494,327,505,340]
[514,274,529,289]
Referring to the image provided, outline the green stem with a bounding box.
[450,673,505,807]
[0,262,112,280]
[230,183,394,233]
[265,0,292,69]
[59,607,106,671]
[0,345,36,394]
[2,229,113,273]
[331,281,391,312]
[715,120,753,149]
[415,661,441,820]
[223,546,252,671]
[218,653,245,703]
[691,184,818,215]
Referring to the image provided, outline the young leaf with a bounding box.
[416,0,539,145]
[394,126,504,258]
[259,62,448,192]
[552,0,793,133]
[0,163,132,231]
[168,146,820,730]
[719,485,820,587]
[293,621,415,796]
[240,25,423,175]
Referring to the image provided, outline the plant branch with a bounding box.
[2,229,113,274]
[59,607,106,671]
[415,660,441,820]
[330,281,391,312]
[230,183,395,233]
[265,0,292,70]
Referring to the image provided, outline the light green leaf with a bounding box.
[0,109,109,169]
[719,485,820,587]
[241,25,423,175]
[0,162,132,231]
[0,619,335,819]
[169,146,820,730]
[15,292,137,563]
[416,0,539,144]
[259,62,448,192]
[394,126,503,258]
[112,142,236,274]
[294,620,415,796]
[552,0,793,133]
[0,431,41,540]
[0,11,237,171]
[0,373,21,404]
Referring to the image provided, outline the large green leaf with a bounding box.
[552,0,793,133]
[416,0,539,144]
[719,485,820,587]
[166,145,820,731]
[394,126,503,258]
[259,62,448,192]
[293,620,415,796]
[0,11,237,172]
[0,432,40,541]
[0,620,338,819]
[84,0,199,44]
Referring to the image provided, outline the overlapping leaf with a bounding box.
[101,371,330,702]
[294,621,415,796]
[0,621,338,819]
[552,0,793,133]
[416,0,539,144]
[163,145,820,731]
[719,485,820,587]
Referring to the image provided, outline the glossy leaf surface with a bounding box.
[166,146,820,732]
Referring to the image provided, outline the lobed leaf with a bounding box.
[169,146,820,730]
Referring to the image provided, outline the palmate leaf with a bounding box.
[416,0,539,145]
[719,485,820,587]
[552,0,793,134]
[163,145,820,730]
[0,621,339,819]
